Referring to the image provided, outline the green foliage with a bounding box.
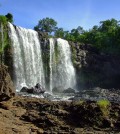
[62,18,120,55]
[0,15,7,25]
[34,17,120,55]
[0,13,13,63]
[97,100,110,116]
[97,100,110,107]
[64,32,75,42]
[34,17,57,34]
[54,28,65,38]
[0,16,8,56]
[5,13,13,23]
[86,19,120,54]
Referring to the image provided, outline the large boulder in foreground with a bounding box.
[0,64,15,101]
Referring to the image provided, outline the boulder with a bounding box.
[63,88,76,94]
[0,64,15,101]
[33,83,45,94]
[20,83,45,94]
[20,87,28,92]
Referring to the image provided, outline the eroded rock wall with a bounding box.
[3,23,120,90]
[70,42,120,89]
[0,64,15,101]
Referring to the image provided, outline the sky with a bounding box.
[0,0,120,31]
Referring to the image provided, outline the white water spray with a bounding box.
[8,23,76,93]
[49,38,76,91]
[8,23,45,91]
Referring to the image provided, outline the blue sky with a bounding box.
[0,0,120,31]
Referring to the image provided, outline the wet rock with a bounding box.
[20,87,28,92]
[33,83,45,94]
[63,88,76,94]
[20,83,45,94]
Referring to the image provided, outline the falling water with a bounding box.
[0,23,4,61]
[8,23,45,91]
[49,38,76,91]
[49,38,55,92]
[8,23,76,93]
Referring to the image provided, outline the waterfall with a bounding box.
[49,38,55,92]
[0,23,4,62]
[49,38,76,91]
[8,23,76,93]
[8,23,45,91]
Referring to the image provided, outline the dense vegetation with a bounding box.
[35,18,120,55]
[0,13,13,63]
[0,14,120,57]
[34,17,57,34]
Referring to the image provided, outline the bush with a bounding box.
[97,100,110,116]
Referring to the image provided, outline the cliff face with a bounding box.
[3,24,120,90]
[70,42,120,89]
[0,64,15,101]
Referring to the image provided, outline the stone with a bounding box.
[0,64,15,101]
[33,83,45,94]
[69,42,120,90]
[20,87,28,92]
[63,88,76,94]
[0,96,119,133]
[20,83,45,94]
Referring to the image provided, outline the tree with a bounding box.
[55,28,65,38]
[5,13,13,23]
[99,18,119,32]
[76,26,84,34]
[34,17,57,34]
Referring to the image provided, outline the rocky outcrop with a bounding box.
[20,83,45,94]
[0,96,119,133]
[0,64,15,101]
[4,44,14,80]
[70,42,120,89]
[3,24,120,91]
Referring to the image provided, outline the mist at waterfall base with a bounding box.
[8,23,76,101]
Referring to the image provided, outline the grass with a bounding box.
[97,100,110,108]
[97,100,110,116]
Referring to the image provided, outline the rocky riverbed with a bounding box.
[18,86,120,103]
[0,95,120,134]
[1,64,120,133]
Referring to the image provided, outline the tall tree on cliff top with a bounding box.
[34,17,57,35]
[5,13,13,23]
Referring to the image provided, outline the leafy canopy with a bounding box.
[0,15,7,25]
[5,13,13,23]
[34,17,57,34]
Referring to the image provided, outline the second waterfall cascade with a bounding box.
[8,23,76,93]
[49,38,76,92]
